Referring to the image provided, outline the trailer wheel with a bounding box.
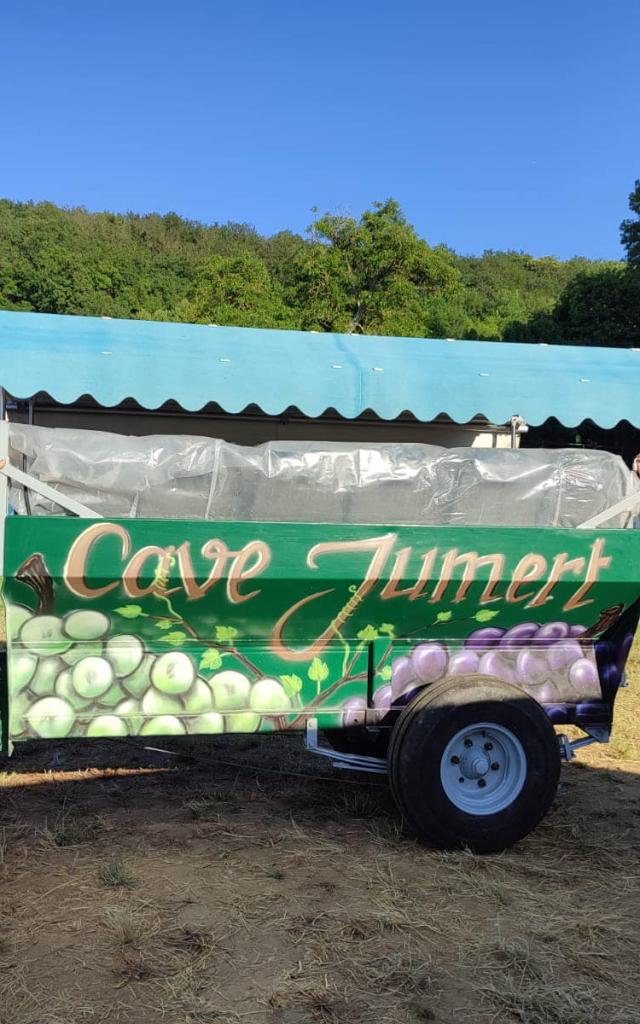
[388,674,560,853]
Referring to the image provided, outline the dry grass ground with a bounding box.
[1,652,640,1024]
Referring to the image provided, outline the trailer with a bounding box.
[1,423,640,852]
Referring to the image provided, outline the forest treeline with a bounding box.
[0,182,639,345]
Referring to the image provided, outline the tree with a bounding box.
[185,252,299,329]
[505,179,640,346]
[550,267,640,346]
[288,200,464,337]
[504,265,640,346]
[457,251,595,341]
[621,179,640,267]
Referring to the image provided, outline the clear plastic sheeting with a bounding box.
[7,423,640,528]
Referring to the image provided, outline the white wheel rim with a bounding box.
[440,722,527,816]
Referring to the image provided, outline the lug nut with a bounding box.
[458,777,465,784]
[484,742,493,751]
[451,755,460,765]
[464,738,473,748]
[491,762,499,771]
[477,779,487,788]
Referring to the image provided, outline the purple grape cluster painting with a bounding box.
[371,622,602,723]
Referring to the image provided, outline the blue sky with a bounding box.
[2,0,639,259]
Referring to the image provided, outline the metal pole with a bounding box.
[22,400,34,514]
[0,462,101,518]
[577,491,640,529]
[0,390,8,580]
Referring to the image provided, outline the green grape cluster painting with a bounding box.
[7,604,303,740]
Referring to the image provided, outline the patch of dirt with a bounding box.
[2,658,640,1023]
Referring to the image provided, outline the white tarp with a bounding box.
[8,423,639,528]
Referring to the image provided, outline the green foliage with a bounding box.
[621,179,640,268]
[114,605,144,619]
[550,267,640,346]
[505,182,640,346]
[280,673,303,699]
[457,250,595,341]
[505,263,640,347]
[0,190,637,347]
[475,609,499,622]
[199,649,223,672]
[215,625,238,643]
[99,860,137,889]
[184,252,299,329]
[288,199,463,336]
[356,624,379,641]
[165,631,187,647]
[308,657,329,685]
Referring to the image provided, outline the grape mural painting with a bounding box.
[5,603,609,741]
[1,518,636,746]
[6,599,301,742]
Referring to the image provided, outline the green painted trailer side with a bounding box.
[2,517,639,753]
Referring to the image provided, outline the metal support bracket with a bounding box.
[305,717,387,774]
[0,459,102,518]
[509,414,528,448]
[558,726,609,761]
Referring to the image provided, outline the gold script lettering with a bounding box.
[64,522,131,598]
[527,552,586,608]
[563,539,611,611]
[429,549,505,604]
[123,545,179,599]
[176,539,232,600]
[271,533,396,661]
[227,541,271,604]
[505,554,548,603]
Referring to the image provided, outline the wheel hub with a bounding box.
[460,750,491,779]
[440,723,527,816]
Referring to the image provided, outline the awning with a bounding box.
[0,309,635,428]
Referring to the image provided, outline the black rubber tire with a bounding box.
[388,674,560,853]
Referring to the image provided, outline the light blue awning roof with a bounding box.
[0,309,635,428]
